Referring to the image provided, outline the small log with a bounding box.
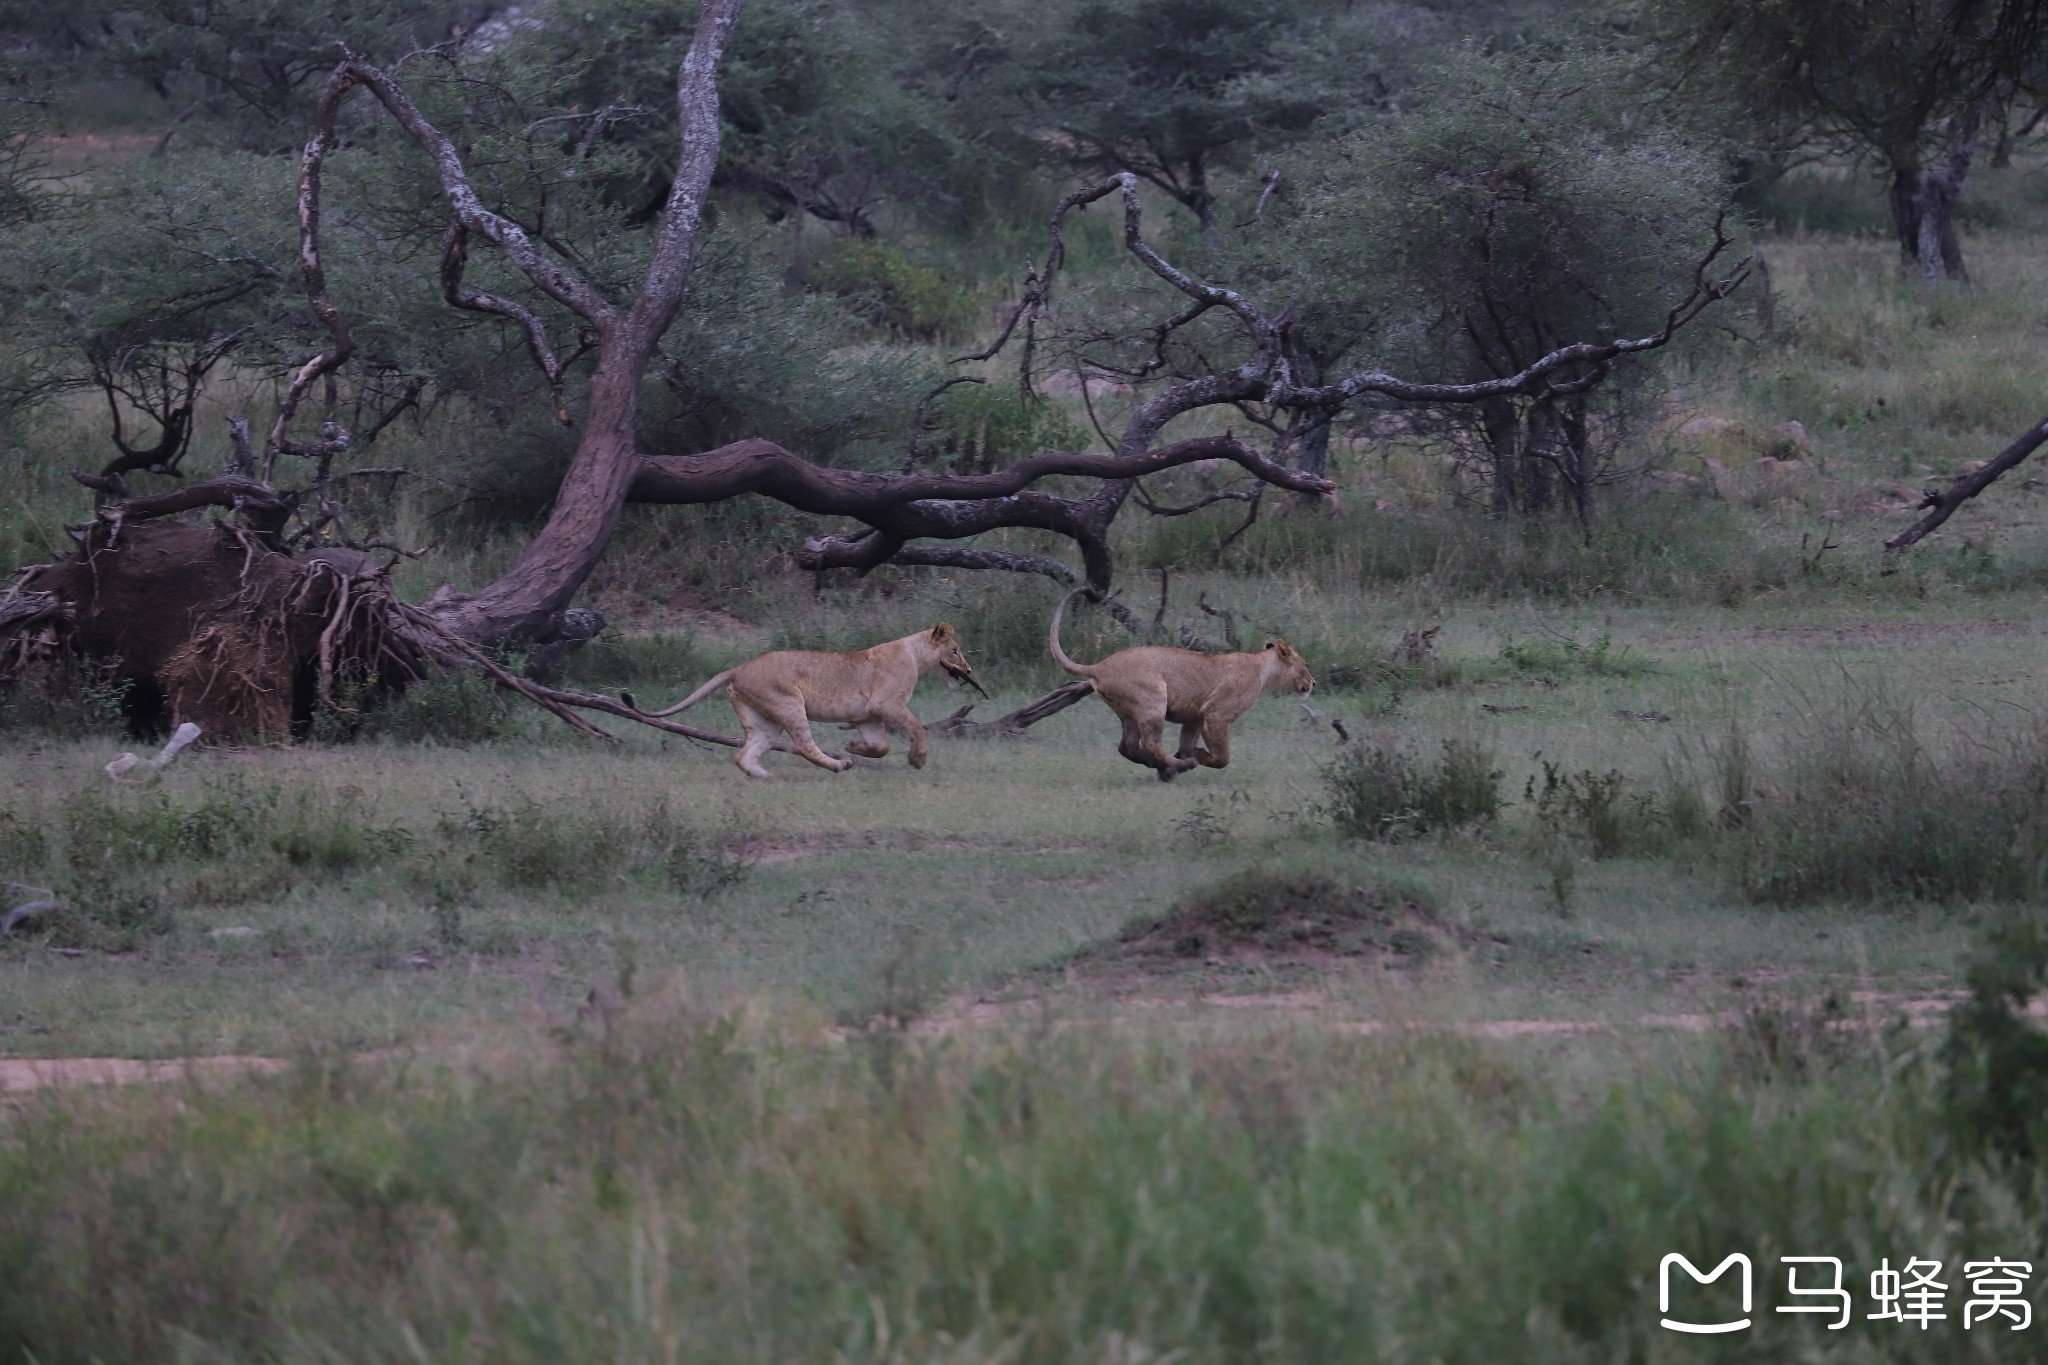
[928,680,1096,738]
[1,901,60,934]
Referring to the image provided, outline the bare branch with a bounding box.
[1132,480,1259,517]
[328,60,618,326]
[440,222,580,425]
[628,0,746,341]
[1886,414,2048,552]
[71,473,293,536]
[264,65,359,480]
[630,433,1331,512]
[1280,215,1751,410]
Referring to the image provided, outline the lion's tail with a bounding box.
[627,668,736,717]
[1047,588,1098,680]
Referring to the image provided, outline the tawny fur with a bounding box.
[633,623,978,778]
[1048,588,1314,781]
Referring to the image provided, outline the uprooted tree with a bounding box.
[0,0,1748,743]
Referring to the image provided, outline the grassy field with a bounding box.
[5,584,2042,1060]
[10,146,2048,1360]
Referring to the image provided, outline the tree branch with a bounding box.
[1885,414,2048,552]
[328,59,619,327]
[440,222,582,425]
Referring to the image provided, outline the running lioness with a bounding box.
[628,624,983,778]
[1049,588,1313,780]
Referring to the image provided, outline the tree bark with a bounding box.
[1887,109,1984,284]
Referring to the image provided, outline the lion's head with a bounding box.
[929,621,987,696]
[1266,639,1314,695]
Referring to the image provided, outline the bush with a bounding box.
[807,239,982,342]
[1496,630,1652,681]
[434,791,748,900]
[1737,684,2048,905]
[1945,913,2048,1162]
[330,667,515,746]
[1524,762,1672,860]
[1317,736,1502,840]
[0,775,419,948]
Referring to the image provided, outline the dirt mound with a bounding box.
[14,522,417,738]
[1083,869,1455,971]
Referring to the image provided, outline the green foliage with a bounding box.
[1524,761,1677,861]
[917,382,1091,475]
[329,669,514,747]
[0,774,416,947]
[3,1015,2044,1363]
[807,239,982,342]
[1946,914,2048,1163]
[971,0,1434,233]
[74,0,458,148]
[1496,629,1652,680]
[433,791,748,901]
[1241,43,1731,374]
[0,657,133,738]
[1316,735,1503,840]
[1652,0,2046,174]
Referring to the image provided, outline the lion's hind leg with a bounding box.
[739,691,852,774]
[730,694,780,779]
[1175,721,1213,765]
[1108,686,1193,780]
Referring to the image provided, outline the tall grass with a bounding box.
[1734,677,2048,905]
[0,1011,2038,1363]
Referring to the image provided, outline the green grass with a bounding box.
[9,592,2048,1057]
[5,1002,2046,1364]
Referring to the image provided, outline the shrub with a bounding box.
[1496,629,1651,681]
[807,239,981,342]
[336,668,514,746]
[1524,762,1670,860]
[1945,913,2048,1162]
[436,792,748,900]
[1317,736,1502,840]
[1737,685,2048,905]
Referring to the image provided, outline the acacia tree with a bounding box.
[1658,0,2048,283]
[3,0,1747,741]
[1228,44,1735,520]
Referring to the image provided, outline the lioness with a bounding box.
[628,623,983,778]
[1049,588,1313,781]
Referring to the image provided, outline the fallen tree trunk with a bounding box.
[927,680,1097,738]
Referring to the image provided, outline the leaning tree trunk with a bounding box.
[423,349,656,644]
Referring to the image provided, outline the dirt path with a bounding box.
[0,989,1987,1092]
[0,1055,291,1094]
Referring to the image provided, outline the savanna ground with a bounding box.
[12,157,2048,1361]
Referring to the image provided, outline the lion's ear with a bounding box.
[931,621,956,640]
[1263,640,1276,650]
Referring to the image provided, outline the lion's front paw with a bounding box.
[908,751,928,770]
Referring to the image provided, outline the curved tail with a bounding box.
[626,668,736,717]
[1047,588,1098,680]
